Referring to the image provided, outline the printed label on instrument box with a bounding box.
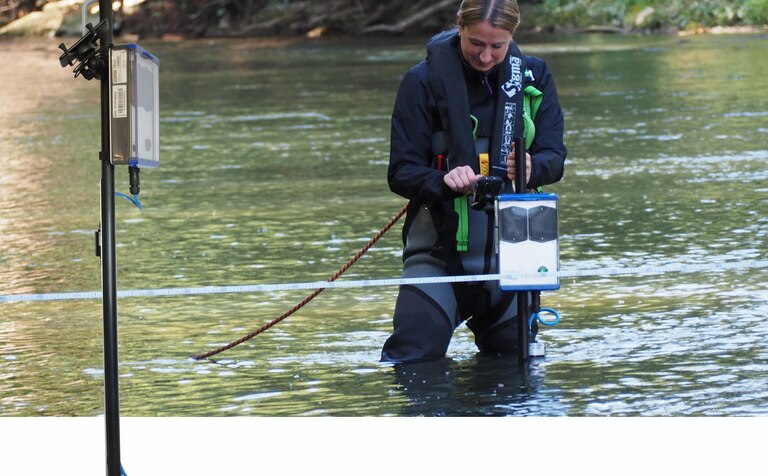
[112,84,127,118]
[111,49,127,84]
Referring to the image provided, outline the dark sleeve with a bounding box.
[387,65,454,205]
[527,57,567,189]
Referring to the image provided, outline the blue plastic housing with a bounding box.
[109,44,160,168]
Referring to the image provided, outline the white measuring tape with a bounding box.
[1,259,766,303]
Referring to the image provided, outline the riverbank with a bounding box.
[2,0,767,40]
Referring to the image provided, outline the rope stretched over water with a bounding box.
[192,202,409,361]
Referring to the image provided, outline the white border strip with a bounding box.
[1,259,766,303]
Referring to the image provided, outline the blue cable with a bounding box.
[115,192,143,210]
[121,464,128,476]
[529,307,561,329]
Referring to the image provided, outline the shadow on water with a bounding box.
[392,354,568,416]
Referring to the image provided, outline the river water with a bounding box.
[1,33,766,417]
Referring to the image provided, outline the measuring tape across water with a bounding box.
[1,259,766,304]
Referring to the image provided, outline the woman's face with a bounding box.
[458,18,512,72]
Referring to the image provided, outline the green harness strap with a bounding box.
[454,84,543,252]
[523,84,544,193]
[522,84,543,150]
[453,115,480,252]
[454,196,469,252]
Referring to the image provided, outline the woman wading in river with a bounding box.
[381,0,567,363]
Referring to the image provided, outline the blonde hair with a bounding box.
[457,0,521,35]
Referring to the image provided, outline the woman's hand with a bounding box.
[506,142,532,186]
[443,165,477,194]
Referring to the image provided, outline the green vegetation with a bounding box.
[530,0,768,32]
[111,0,768,37]
[1,0,767,37]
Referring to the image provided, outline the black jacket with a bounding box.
[388,30,567,260]
[389,33,566,202]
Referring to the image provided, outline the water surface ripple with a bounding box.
[0,35,766,416]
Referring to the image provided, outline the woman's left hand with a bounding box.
[506,142,532,186]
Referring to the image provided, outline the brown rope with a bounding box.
[193,202,409,360]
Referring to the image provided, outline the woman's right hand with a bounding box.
[443,165,478,195]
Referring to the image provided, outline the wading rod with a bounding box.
[513,136,530,362]
[97,1,121,475]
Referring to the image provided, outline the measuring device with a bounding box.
[58,10,161,476]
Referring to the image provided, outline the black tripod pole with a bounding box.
[97,2,121,475]
[513,136,530,362]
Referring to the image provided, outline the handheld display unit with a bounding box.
[497,193,560,291]
[109,44,160,168]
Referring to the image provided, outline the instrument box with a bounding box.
[109,44,160,168]
[497,193,560,291]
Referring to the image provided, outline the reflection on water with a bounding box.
[1,34,767,416]
[392,356,569,416]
